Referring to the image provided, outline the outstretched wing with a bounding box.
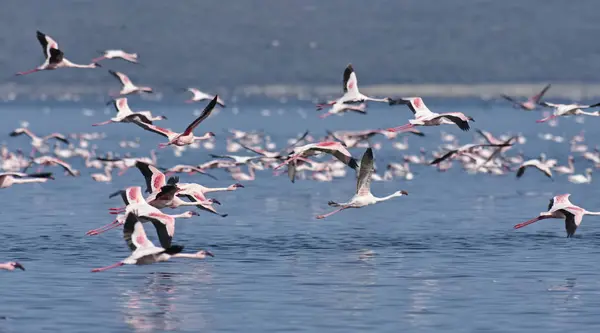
[135,161,165,193]
[356,148,374,195]
[530,84,551,103]
[182,96,218,135]
[440,115,470,131]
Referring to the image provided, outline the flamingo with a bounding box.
[91,213,212,272]
[16,31,101,76]
[91,166,113,182]
[316,148,408,219]
[25,156,79,176]
[92,98,167,126]
[87,187,198,244]
[177,181,244,196]
[92,49,139,63]
[273,141,359,171]
[568,168,592,184]
[316,64,392,108]
[537,102,600,123]
[386,97,474,132]
[553,156,575,175]
[136,96,218,148]
[514,194,600,237]
[208,154,262,165]
[516,156,554,179]
[430,142,513,165]
[184,88,225,107]
[501,84,551,110]
[0,262,25,271]
[318,102,367,119]
[227,164,258,181]
[109,70,153,96]
[0,172,54,189]
[10,128,69,155]
[163,164,217,179]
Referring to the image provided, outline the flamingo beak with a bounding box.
[401,190,409,196]
[191,211,200,216]
[13,262,25,271]
[234,183,245,188]
[205,251,215,257]
[161,116,168,120]
[211,199,221,205]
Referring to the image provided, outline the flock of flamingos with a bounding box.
[1,30,600,272]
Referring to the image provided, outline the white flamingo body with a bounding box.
[93,98,166,126]
[0,172,53,189]
[537,102,600,123]
[93,49,138,63]
[16,31,100,76]
[109,70,153,96]
[316,148,408,219]
[185,88,225,107]
[387,97,473,132]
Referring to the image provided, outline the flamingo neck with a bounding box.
[584,210,600,216]
[202,186,229,193]
[12,178,46,184]
[171,253,199,259]
[374,192,402,202]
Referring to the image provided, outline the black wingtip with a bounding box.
[348,157,359,170]
[164,245,185,255]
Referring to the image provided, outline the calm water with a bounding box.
[2,100,600,332]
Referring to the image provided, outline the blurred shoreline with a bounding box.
[2,83,600,103]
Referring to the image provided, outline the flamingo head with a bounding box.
[195,250,214,258]
[207,132,216,137]
[208,198,221,205]
[467,116,475,122]
[184,211,200,218]
[158,115,168,121]
[9,262,25,271]
[396,190,409,196]
[92,63,102,68]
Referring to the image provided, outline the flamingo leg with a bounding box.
[86,220,121,236]
[15,68,41,76]
[316,102,335,109]
[91,56,106,63]
[91,262,124,272]
[184,99,195,103]
[319,112,334,119]
[387,124,414,132]
[536,115,558,123]
[118,167,129,176]
[273,155,300,171]
[514,215,553,229]
[316,206,349,219]
[92,120,114,126]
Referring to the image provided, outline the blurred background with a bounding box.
[3,0,600,101]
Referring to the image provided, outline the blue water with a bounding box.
[2,100,600,332]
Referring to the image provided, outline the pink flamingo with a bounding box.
[273,141,359,171]
[501,84,551,110]
[184,88,225,106]
[514,194,600,237]
[387,97,474,132]
[136,97,218,148]
[91,213,212,272]
[93,49,139,64]
[0,172,54,189]
[0,262,25,271]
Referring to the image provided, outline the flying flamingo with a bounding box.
[516,156,554,179]
[91,213,212,272]
[92,98,167,126]
[10,127,68,155]
[0,262,25,271]
[25,156,79,176]
[501,84,551,110]
[0,172,54,189]
[318,102,367,119]
[92,50,139,63]
[136,97,218,148]
[109,70,153,96]
[536,102,600,123]
[87,187,198,245]
[273,141,359,170]
[386,97,474,132]
[514,194,600,237]
[316,148,408,219]
[184,88,225,107]
[163,164,217,179]
[316,64,392,108]
[16,31,100,76]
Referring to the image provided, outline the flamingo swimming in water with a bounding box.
[16,31,100,76]
[514,194,600,237]
[386,97,474,132]
[316,148,408,219]
[91,212,212,272]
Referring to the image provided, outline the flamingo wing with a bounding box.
[36,31,59,58]
[342,64,354,93]
[500,94,518,104]
[142,213,174,249]
[135,161,165,193]
[182,96,218,135]
[123,212,156,251]
[356,148,374,195]
[440,115,471,131]
[560,210,578,237]
[135,122,173,138]
[48,48,64,65]
[529,84,551,104]
[109,70,131,85]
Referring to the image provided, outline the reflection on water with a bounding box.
[407,270,440,329]
[121,268,215,332]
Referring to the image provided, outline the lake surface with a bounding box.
[2,99,600,332]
